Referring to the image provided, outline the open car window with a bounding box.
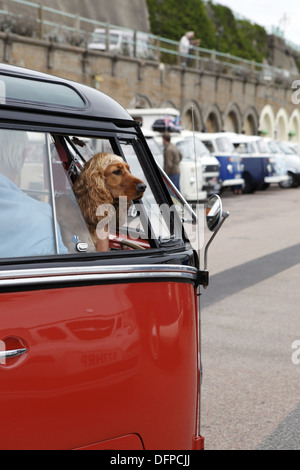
[119,140,182,243]
[0,129,187,260]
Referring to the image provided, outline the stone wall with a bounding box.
[0,31,297,137]
[0,0,150,32]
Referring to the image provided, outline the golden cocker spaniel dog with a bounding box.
[69,152,146,252]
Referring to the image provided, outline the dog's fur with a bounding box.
[56,152,146,252]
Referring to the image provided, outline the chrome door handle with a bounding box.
[0,348,27,359]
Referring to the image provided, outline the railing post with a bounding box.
[39,2,44,40]
[105,23,110,52]
[211,50,216,72]
[195,47,200,70]
[251,59,255,78]
[156,37,161,62]
[75,14,80,33]
[227,52,231,73]
[133,30,137,58]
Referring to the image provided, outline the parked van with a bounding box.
[0,63,228,450]
[181,130,221,197]
[88,28,151,59]
[127,107,181,132]
[286,141,300,156]
[147,130,220,201]
[249,136,288,189]
[147,130,206,200]
[143,129,164,167]
[226,134,288,193]
[269,140,300,188]
[195,132,244,192]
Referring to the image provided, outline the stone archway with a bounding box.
[160,99,178,109]
[203,104,222,133]
[223,102,242,133]
[181,101,203,131]
[288,109,300,142]
[243,107,259,135]
[259,105,275,138]
[275,108,289,141]
[128,93,152,108]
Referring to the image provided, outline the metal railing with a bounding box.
[0,0,297,84]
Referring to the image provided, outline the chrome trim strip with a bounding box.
[45,133,60,255]
[0,264,198,287]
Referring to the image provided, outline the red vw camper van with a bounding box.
[0,64,226,450]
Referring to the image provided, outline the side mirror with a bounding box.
[206,194,223,232]
[202,195,230,287]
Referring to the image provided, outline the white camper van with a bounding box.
[88,28,150,59]
[143,130,220,201]
[127,108,181,131]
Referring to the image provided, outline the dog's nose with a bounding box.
[136,182,147,193]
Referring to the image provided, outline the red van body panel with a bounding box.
[0,281,198,450]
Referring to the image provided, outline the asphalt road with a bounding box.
[198,185,300,450]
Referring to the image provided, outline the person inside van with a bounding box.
[0,129,67,258]
[162,132,182,191]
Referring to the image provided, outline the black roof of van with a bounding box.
[0,63,133,123]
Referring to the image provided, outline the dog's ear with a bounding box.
[73,156,114,228]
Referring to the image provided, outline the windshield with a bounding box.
[215,137,235,153]
[109,33,121,45]
[176,139,193,160]
[277,141,296,155]
[256,139,269,154]
[233,142,254,154]
[184,136,210,158]
[176,138,208,161]
[90,31,105,44]
[266,140,280,154]
[90,31,120,46]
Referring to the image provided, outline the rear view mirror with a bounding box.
[206,194,223,232]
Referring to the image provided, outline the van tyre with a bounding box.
[279,172,298,189]
[242,174,256,194]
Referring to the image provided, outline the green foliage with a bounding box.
[208,1,268,62]
[146,0,269,63]
[146,0,217,49]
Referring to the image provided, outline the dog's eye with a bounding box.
[112,169,122,175]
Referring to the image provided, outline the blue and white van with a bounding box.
[181,131,221,197]
[195,132,244,192]
[268,139,300,188]
[227,134,288,193]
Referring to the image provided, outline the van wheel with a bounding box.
[242,174,256,194]
[279,172,298,188]
[257,182,269,190]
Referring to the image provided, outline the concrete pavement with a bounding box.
[199,187,300,450]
